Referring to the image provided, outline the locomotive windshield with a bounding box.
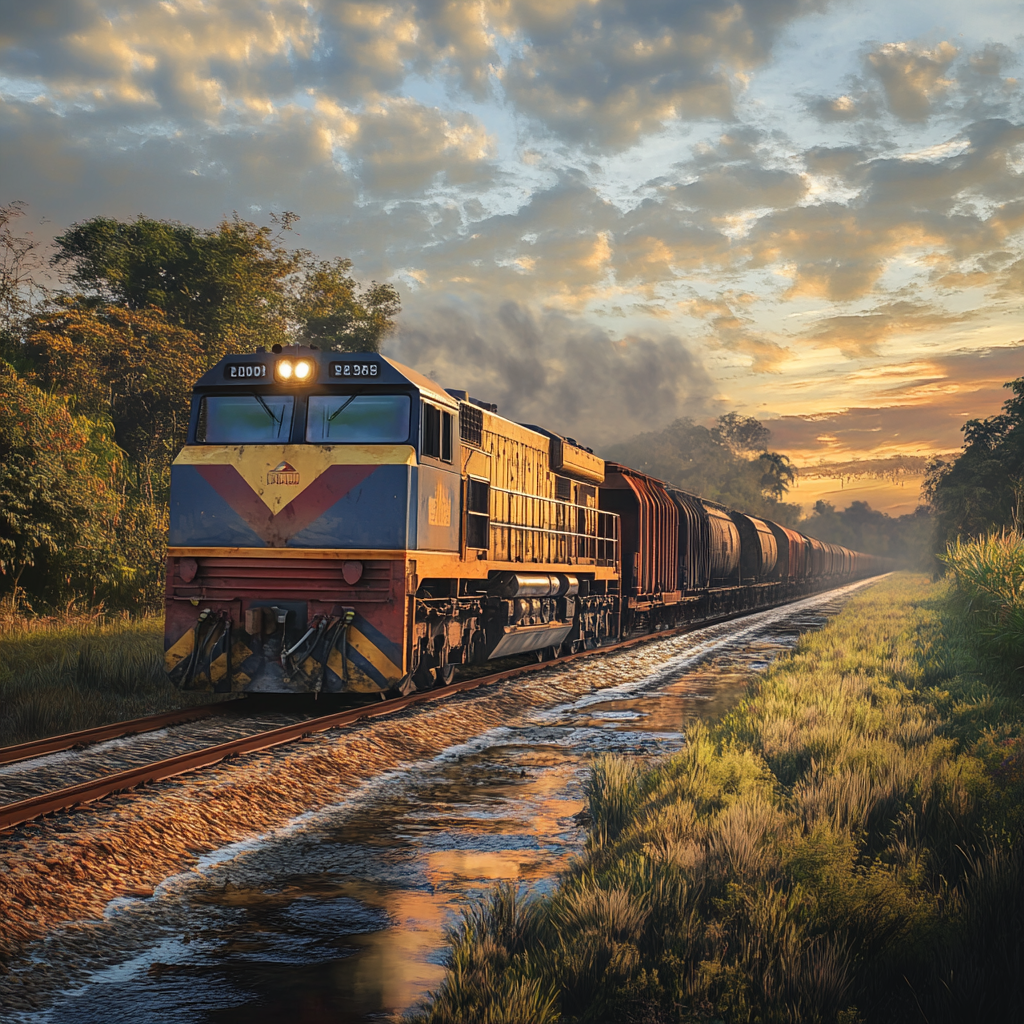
[306,393,410,443]
[196,394,294,443]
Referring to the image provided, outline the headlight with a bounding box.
[276,358,313,382]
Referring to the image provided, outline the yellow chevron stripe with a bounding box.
[326,648,385,693]
[165,629,194,671]
[348,625,404,682]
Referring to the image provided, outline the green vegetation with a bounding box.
[419,574,1024,1023]
[0,201,400,613]
[0,612,221,747]
[942,531,1024,682]
[49,212,400,356]
[927,376,1024,548]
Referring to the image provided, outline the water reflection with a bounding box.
[41,604,839,1023]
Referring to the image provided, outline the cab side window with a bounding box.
[422,403,453,462]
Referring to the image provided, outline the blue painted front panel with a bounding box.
[170,466,267,547]
[291,465,412,549]
[169,463,414,549]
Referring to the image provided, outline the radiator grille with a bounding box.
[459,403,483,447]
[171,557,395,603]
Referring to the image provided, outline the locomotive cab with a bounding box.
[165,347,464,694]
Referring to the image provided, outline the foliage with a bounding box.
[0,362,166,611]
[800,499,935,569]
[603,415,802,526]
[0,202,44,368]
[925,375,1024,546]
[50,212,400,355]
[418,576,1024,1023]
[51,213,298,351]
[941,531,1024,681]
[0,362,115,602]
[293,256,401,352]
[26,300,207,464]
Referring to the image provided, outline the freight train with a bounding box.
[165,346,888,694]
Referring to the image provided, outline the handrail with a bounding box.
[487,488,619,567]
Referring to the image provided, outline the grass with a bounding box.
[0,609,225,747]
[942,530,1024,680]
[416,574,1024,1023]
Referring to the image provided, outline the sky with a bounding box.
[2,0,1024,511]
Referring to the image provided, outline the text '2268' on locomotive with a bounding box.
[165,346,888,694]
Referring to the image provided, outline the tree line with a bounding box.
[0,202,399,611]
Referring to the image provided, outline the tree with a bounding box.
[800,498,935,569]
[0,363,129,607]
[292,257,401,353]
[925,375,1024,544]
[711,412,771,455]
[51,213,400,354]
[757,451,796,500]
[0,201,44,367]
[602,413,802,525]
[51,213,297,352]
[26,301,208,466]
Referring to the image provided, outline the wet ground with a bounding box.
[15,592,857,1023]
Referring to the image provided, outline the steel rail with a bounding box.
[0,578,884,833]
[0,701,241,768]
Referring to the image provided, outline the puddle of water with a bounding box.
[23,596,852,1024]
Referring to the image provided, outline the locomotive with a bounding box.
[164,346,887,694]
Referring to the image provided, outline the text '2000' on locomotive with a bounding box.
[164,347,888,694]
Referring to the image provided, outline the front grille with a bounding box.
[171,557,395,603]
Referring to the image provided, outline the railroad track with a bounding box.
[0,701,240,769]
[0,583,883,834]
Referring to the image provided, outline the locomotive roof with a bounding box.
[193,346,459,409]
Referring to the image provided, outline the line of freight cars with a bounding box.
[604,461,889,637]
[163,348,889,695]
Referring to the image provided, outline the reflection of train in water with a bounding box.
[164,346,888,694]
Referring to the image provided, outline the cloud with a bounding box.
[498,0,826,149]
[348,99,496,196]
[389,299,716,445]
[802,301,968,358]
[804,92,879,123]
[806,40,1022,127]
[763,342,1024,460]
[679,294,789,371]
[865,41,958,123]
[0,0,822,153]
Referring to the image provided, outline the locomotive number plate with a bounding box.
[224,362,268,379]
[330,361,381,379]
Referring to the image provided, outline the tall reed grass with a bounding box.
[417,575,1024,1023]
[942,530,1024,678]
[0,611,222,746]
